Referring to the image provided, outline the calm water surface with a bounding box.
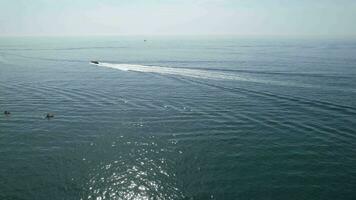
[0,36,356,199]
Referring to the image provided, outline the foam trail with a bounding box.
[97,62,253,82]
[95,62,324,89]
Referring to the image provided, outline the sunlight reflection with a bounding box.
[82,135,183,200]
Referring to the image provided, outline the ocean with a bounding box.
[0,36,356,199]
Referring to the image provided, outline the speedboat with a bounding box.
[91,60,99,64]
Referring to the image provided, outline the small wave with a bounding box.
[0,53,7,64]
[0,52,84,63]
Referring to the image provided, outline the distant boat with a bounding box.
[45,113,54,119]
[91,61,99,64]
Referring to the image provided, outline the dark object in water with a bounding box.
[91,61,99,64]
[45,113,54,119]
[4,111,10,115]
[144,40,147,42]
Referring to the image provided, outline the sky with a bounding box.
[0,0,356,36]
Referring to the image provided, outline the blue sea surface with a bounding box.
[0,36,356,199]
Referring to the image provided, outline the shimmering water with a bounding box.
[1,36,356,200]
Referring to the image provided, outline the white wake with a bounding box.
[96,62,251,81]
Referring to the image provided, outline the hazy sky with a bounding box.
[1,0,356,36]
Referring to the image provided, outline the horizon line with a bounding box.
[1,33,356,39]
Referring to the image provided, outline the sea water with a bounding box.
[0,36,356,199]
